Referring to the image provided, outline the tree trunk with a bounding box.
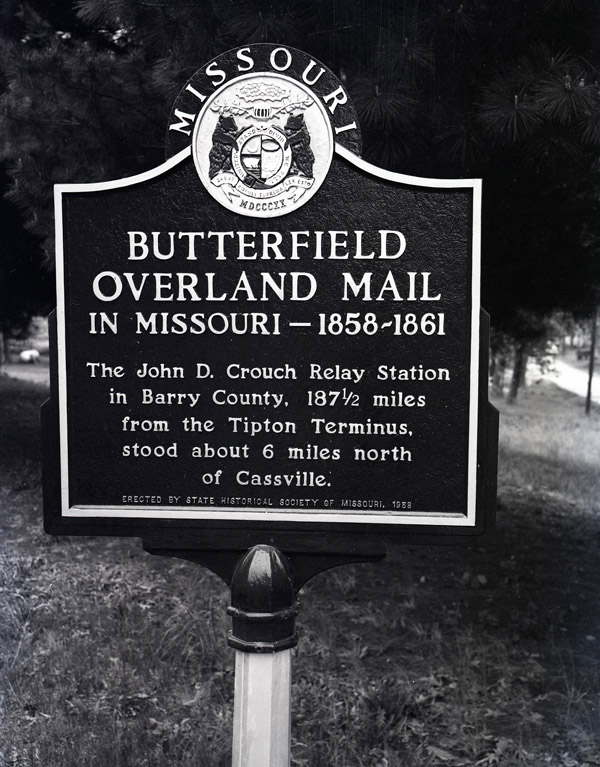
[3,333,11,365]
[491,352,506,397]
[507,342,526,403]
[0,331,7,369]
[585,308,597,415]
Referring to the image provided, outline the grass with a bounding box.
[496,380,600,509]
[0,371,599,765]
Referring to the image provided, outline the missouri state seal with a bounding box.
[192,72,334,217]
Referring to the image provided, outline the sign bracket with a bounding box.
[141,536,386,589]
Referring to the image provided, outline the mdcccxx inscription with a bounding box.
[43,44,497,544]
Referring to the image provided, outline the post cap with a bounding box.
[228,545,299,653]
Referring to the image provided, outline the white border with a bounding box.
[54,145,481,527]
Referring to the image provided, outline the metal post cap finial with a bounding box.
[228,545,299,653]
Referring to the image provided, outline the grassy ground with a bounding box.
[0,370,599,766]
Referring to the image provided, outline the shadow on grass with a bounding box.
[498,446,600,510]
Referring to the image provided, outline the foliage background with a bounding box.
[2,0,600,345]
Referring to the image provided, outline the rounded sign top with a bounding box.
[165,44,361,217]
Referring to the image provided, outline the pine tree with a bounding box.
[2,0,600,363]
[0,172,53,366]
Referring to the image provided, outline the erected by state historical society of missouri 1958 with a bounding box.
[43,44,497,546]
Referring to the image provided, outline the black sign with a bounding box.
[44,45,497,545]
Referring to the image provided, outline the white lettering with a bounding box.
[323,86,348,113]
[380,230,406,259]
[93,272,122,302]
[270,47,292,71]
[168,109,196,136]
[236,47,254,72]
[128,231,148,260]
[302,60,325,85]
[205,60,227,86]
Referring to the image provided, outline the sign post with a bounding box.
[43,44,498,765]
[229,545,297,767]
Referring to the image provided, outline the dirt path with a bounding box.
[550,355,600,404]
[1,359,50,388]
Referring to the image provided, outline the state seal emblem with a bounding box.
[192,73,333,217]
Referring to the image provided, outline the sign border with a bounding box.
[50,144,485,530]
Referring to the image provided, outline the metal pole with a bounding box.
[586,306,597,415]
[228,545,299,767]
[231,650,292,766]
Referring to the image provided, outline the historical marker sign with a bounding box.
[44,45,496,542]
